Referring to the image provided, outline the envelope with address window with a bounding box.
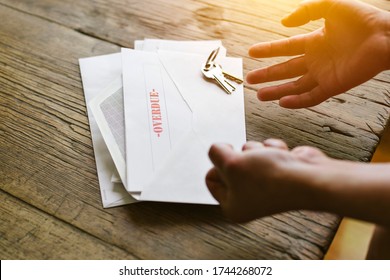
[122,48,246,204]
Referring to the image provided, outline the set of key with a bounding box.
[201,47,243,94]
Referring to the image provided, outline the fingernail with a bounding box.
[263,139,288,150]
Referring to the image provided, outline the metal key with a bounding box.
[212,63,238,89]
[202,63,235,94]
[216,64,244,84]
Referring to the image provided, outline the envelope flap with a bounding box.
[158,50,246,148]
[140,130,217,205]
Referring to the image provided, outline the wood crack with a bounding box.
[322,125,354,137]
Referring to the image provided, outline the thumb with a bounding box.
[282,0,332,27]
[208,143,235,170]
[207,144,236,203]
[205,168,227,203]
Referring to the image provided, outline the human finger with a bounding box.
[208,143,235,170]
[282,0,333,27]
[248,34,307,58]
[205,168,227,203]
[246,56,307,84]
[291,146,328,162]
[257,73,317,101]
[279,86,329,108]
[262,139,289,150]
[242,141,265,151]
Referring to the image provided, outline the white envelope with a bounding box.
[122,48,193,195]
[90,39,225,186]
[122,49,246,204]
[79,53,137,208]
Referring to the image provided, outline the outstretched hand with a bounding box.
[246,0,390,108]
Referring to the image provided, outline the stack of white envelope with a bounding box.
[79,39,246,208]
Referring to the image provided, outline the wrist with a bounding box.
[310,161,390,226]
[286,158,355,213]
[277,160,336,213]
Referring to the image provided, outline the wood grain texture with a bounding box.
[1,0,389,259]
[0,190,135,259]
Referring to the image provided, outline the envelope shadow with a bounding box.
[123,201,229,227]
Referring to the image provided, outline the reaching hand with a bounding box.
[246,0,390,108]
[205,139,333,222]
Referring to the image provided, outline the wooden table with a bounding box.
[1,0,390,260]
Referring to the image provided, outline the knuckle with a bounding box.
[223,157,242,174]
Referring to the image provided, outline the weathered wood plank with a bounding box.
[0,190,135,259]
[1,0,389,259]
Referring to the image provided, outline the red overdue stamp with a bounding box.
[149,88,163,137]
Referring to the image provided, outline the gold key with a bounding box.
[202,48,236,94]
[202,63,235,94]
[214,63,244,84]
